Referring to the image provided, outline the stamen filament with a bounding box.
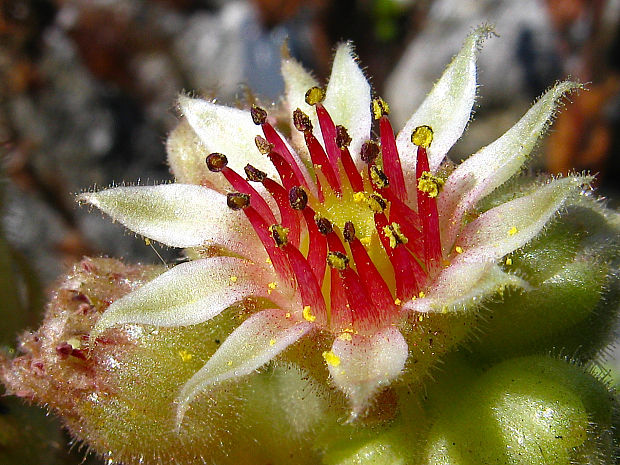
[415,146,442,272]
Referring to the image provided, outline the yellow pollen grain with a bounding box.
[285,312,291,318]
[383,223,408,248]
[144,238,151,246]
[455,246,463,254]
[394,298,402,306]
[269,338,276,346]
[508,226,518,236]
[338,332,352,341]
[418,291,426,298]
[353,192,367,204]
[265,258,272,264]
[302,305,316,322]
[418,314,424,322]
[227,361,233,366]
[267,281,277,295]
[229,275,238,283]
[343,328,355,333]
[178,350,193,362]
[417,171,444,198]
[322,350,341,367]
[505,257,513,265]
[411,125,434,148]
[360,236,372,247]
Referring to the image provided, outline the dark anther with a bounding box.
[343,221,356,243]
[304,86,326,106]
[293,108,313,132]
[269,224,289,247]
[227,192,250,210]
[315,216,333,235]
[244,164,267,182]
[360,141,380,164]
[255,135,274,155]
[327,251,349,270]
[370,194,387,211]
[206,152,228,172]
[250,105,268,125]
[370,165,390,189]
[335,125,352,149]
[289,186,308,210]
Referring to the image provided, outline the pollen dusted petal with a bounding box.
[328,327,408,418]
[174,308,314,429]
[404,261,529,314]
[458,176,591,263]
[439,81,582,250]
[396,25,494,180]
[91,257,279,341]
[179,96,279,182]
[323,42,372,165]
[78,184,262,258]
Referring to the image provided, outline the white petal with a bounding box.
[79,184,263,257]
[91,257,279,341]
[404,261,528,314]
[458,176,591,262]
[440,81,582,249]
[281,54,319,165]
[175,309,313,428]
[166,120,211,186]
[323,42,372,163]
[328,327,407,418]
[396,25,493,178]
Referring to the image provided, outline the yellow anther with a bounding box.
[178,350,193,362]
[455,246,463,254]
[338,332,353,341]
[305,86,326,105]
[370,165,389,189]
[508,226,518,236]
[417,171,444,198]
[394,298,402,306]
[269,338,276,346]
[322,350,341,367]
[327,252,349,271]
[505,257,513,265]
[230,275,238,283]
[418,291,426,298]
[353,192,367,204]
[372,97,390,119]
[383,222,408,248]
[267,281,277,295]
[367,194,387,213]
[270,224,290,247]
[302,305,316,322]
[411,125,434,148]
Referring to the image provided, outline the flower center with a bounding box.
[207,90,443,334]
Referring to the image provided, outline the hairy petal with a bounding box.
[174,309,314,428]
[91,257,278,341]
[440,81,582,249]
[404,261,528,313]
[78,184,262,259]
[166,120,211,186]
[328,327,407,418]
[397,25,493,179]
[458,176,591,262]
[323,42,372,163]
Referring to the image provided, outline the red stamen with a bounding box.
[329,270,351,331]
[415,146,442,273]
[221,167,276,225]
[304,132,341,194]
[339,146,364,192]
[380,116,408,202]
[315,103,341,171]
[262,178,301,248]
[301,207,328,283]
[261,122,310,191]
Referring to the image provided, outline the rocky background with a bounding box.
[1,0,619,463]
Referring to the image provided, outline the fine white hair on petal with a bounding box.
[91,257,280,341]
[328,327,408,419]
[439,80,583,251]
[174,308,314,429]
[396,25,494,186]
[78,184,266,262]
[457,176,591,263]
[404,262,529,314]
[323,42,372,166]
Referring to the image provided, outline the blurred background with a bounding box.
[1,0,619,463]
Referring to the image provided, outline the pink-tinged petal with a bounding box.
[404,262,528,314]
[328,327,407,418]
[91,257,279,341]
[396,25,494,180]
[457,176,591,263]
[175,308,314,428]
[323,42,372,165]
[78,184,265,260]
[439,81,582,250]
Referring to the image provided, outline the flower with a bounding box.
[79,25,586,426]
